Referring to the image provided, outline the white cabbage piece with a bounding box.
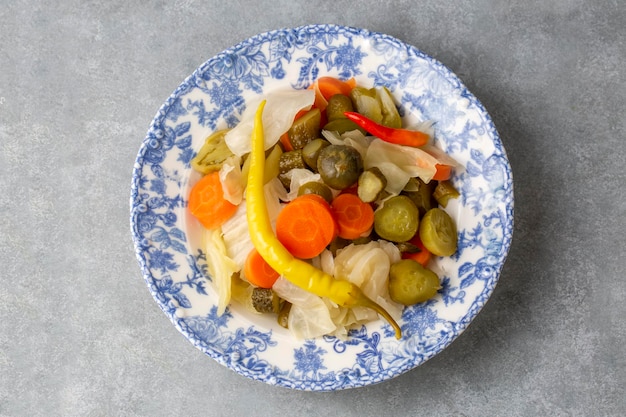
[220,202,253,271]
[272,277,336,339]
[365,138,440,192]
[224,89,315,157]
[285,169,322,201]
[321,129,374,161]
[221,178,286,272]
[218,155,244,205]
[204,228,239,316]
[333,241,404,323]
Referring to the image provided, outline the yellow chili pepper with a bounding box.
[246,100,402,339]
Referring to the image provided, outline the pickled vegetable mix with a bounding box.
[188,77,461,340]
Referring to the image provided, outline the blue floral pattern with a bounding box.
[130,25,514,391]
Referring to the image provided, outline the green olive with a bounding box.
[374,195,419,242]
[297,181,334,203]
[301,138,330,171]
[388,259,440,305]
[317,144,363,190]
[325,94,354,121]
[419,208,457,256]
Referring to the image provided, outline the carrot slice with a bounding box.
[279,132,294,151]
[188,172,238,230]
[331,193,375,240]
[276,194,338,259]
[244,248,280,288]
[316,76,356,100]
[401,233,432,267]
[432,164,453,181]
[308,77,356,111]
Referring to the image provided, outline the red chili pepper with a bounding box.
[344,111,430,147]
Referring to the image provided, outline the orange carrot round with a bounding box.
[401,233,432,267]
[244,248,280,288]
[279,132,294,152]
[276,194,338,259]
[316,76,356,100]
[331,193,375,240]
[188,172,238,230]
[432,164,453,181]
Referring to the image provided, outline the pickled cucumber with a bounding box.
[323,118,365,135]
[419,208,457,256]
[325,94,354,121]
[297,181,334,203]
[251,287,282,314]
[317,144,363,190]
[350,87,383,124]
[376,87,402,128]
[301,138,330,171]
[388,259,440,305]
[374,195,419,242]
[357,167,387,203]
[287,108,321,150]
[278,150,307,189]
[433,180,460,208]
[190,129,234,174]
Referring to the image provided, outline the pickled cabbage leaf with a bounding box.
[322,129,373,161]
[219,155,244,205]
[272,277,336,339]
[365,138,439,193]
[204,228,238,316]
[225,89,315,156]
[333,241,403,322]
[222,178,285,272]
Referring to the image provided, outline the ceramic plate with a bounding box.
[130,24,513,391]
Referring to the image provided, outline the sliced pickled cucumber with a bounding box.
[388,259,440,305]
[325,94,354,121]
[301,138,330,171]
[403,178,437,217]
[323,118,366,135]
[287,108,321,150]
[357,167,387,203]
[374,195,419,242]
[317,144,363,190]
[277,301,292,328]
[241,144,283,187]
[297,181,334,203]
[350,87,383,124]
[376,87,402,128]
[278,149,307,189]
[191,129,233,174]
[419,208,457,256]
[251,287,281,314]
[433,180,460,208]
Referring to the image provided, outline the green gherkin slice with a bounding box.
[388,259,441,305]
[287,108,321,150]
[374,195,419,242]
[419,208,458,256]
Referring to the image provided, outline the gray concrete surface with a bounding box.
[1,0,624,416]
